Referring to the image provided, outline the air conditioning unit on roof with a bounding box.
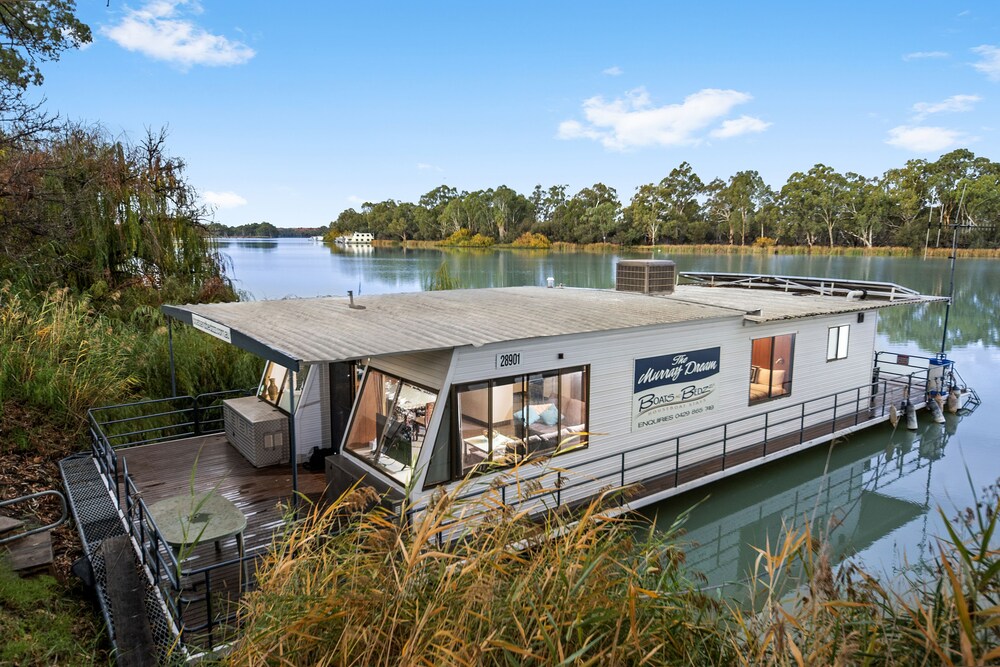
[615,259,676,295]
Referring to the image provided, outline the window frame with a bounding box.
[827,324,850,362]
[748,334,795,405]
[341,367,439,486]
[258,361,308,414]
[444,365,590,483]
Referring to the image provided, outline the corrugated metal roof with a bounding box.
[163,284,936,367]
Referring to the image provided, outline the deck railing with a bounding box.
[87,389,255,648]
[408,368,938,543]
[120,458,248,648]
[80,356,971,649]
[88,389,253,508]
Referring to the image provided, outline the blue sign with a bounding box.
[634,347,721,392]
[632,347,721,432]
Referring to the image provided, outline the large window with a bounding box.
[343,369,437,485]
[827,325,850,361]
[453,366,588,477]
[749,334,795,404]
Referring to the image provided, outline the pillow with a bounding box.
[769,369,786,389]
[750,365,760,383]
[539,404,560,426]
[757,368,772,387]
[514,405,541,425]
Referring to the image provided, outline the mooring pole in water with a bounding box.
[940,186,969,358]
[288,369,298,511]
[939,223,959,358]
[168,317,177,398]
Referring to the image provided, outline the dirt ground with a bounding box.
[1,401,89,581]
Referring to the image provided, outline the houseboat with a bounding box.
[334,231,374,245]
[60,260,978,655]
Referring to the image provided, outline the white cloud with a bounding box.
[709,115,771,139]
[885,125,964,152]
[903,51,949,61]
[346,195,365,205]
[416,162,443,172]
[557,87,763,150]
[912,94,980,120]
[602,66,623,76]
[972,45,1000,81]
[203,190,247,209]
[102,0,254,68]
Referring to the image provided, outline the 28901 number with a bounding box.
[497,352,521,368]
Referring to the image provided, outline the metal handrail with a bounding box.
[118,447,259,647]
[409,371,925,524]
[0,490,68,545]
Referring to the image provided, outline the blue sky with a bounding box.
[38,1,1000,227]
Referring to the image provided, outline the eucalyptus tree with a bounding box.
[574,183,621,244]
[881,159,931,247]
[959,162,1000,245]
[657,162,705,242]
[926,149,984,228]
[625,182,667,245]
[779,164,849,248]
[417,185,457,238]
[529,184,568,237]
[841,172,887,248]
[489,185,532,242]
[705,170,772,245]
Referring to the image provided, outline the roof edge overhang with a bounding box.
[161,304,301,371]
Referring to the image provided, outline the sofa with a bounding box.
[750,367,786,401]
[518,397,587,453]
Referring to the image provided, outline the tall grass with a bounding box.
[0,283,141,427]
[231,472,1000,666]
[231,475,731,665]
[0,281,258,440]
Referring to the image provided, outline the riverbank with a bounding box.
[375,239,1000,258]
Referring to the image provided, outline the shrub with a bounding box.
[512,232,552,249]
[440,229,495,248]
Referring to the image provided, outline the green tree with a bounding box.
[779,164,848,248]
[881,160,931,248]
[0,1,90,140]
[1,125,229,301]
[705,170,772,245]
[657,162,705,242]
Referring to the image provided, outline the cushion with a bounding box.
[514,405,541,425]
[539,404,560,426]
[757,368,786,389]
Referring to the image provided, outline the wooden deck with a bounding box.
[117,433,328,645]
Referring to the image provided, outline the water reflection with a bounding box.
[212,239,280,250]
[646,415,963,599]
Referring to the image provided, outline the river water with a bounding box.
[216,238,999,590]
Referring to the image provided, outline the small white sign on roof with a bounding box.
[192,313,232,343]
